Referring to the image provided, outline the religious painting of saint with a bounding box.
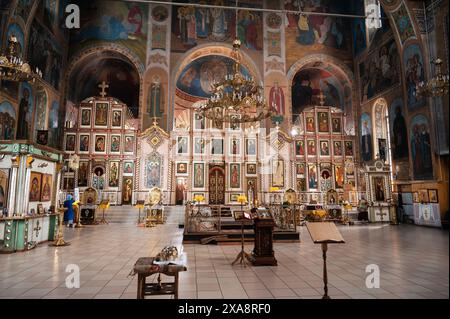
[40,174,52,202]
[123,161,134,175]
[271,159,284,188]
[246,139,256,155]
[389,99,408,159]
[81,108,91,126]
[360,113,372,162]
[194,113,205,130]
[269,82,285,115]
[307,140,316,156]
[372,176,385,202]
[65,134,75,152]
[320,165,332,193]
[211,138,223,155]
[410,115,433,180]
[152,5,168,22]
[94,135,106,152]
[95,103,108,126]
[308,164,317,190]
[295,140,305,156]
[193,163,205,188]
[333,141,343,156]
[345,141,354,156]
[16,83,32,140]
[332,117,341,133]
[112,110,122,127]
[78,161,89,187]
[177,136,188,154]
[229,163,241,189]
[110,135,121,153]
[246,163,257,175]
[296,163,305,176]
[317,112,329,133]
[296,178,307,192]
[122,177,133,204]
[124,136,135,153]
[79,135,89,152]
[29,172,42,202]
[145,154,162,188]
[229,115,241,130]
[246,178,257,205]
[109,161,119,187]
[194,137,205,154]
[335,165,344,189]
[305,116,315,132]
[230,138,240,156]
[320,140,330,156]
[176,162,188,175]
[403,44,426,110]
[92,167,105,190]
[0,169,9,209]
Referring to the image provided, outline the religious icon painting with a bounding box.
[413,192,419,203]
[295,140,305,156]
[345,141,354,156]
[36,130,48,145]
[124,135,135,153]
[305,115,315,133]
[65,134,76,152]
[317,112,329,133]
[246,163,257,175]
[194,113,205,130]
[29,172,42,202]
[111,109,122,127]
[193,163,205,188]
[94,134,106,153]
[372,176,386,202]
[80,108,91,127]
[77,161,89,187]
[79,134,90,153]
[194,137,205,154]
[123,161,134,175]
[296,178,307,192]
[296,163,305,176]
[271,159,284,188]
[110,135,121,153]
[95,102,108,126]
[319,140,330,156]
[109,161,120,187]
[320,163,333,193]
[307,140,316,156]
[428,189,438,203]
[229,163,241,189]
[0,169,10,209]
[229,137,241,156]
[334,165,344,189]
[245,138,256,155]
[418,189,429,203]
[176,162,188,175]
[230,194,239,202]
[308,164,318,190]
[177,136,189,154]
[122,177,133,204]
[333,141,343,156]
[229,114,241,130]
[37,204,44,214]
[211,138,223,155]
[152,5,169,22]
[331,117,341,133]
[63,177,75,191]
[40,174,52,202]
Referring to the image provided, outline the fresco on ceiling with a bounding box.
[285,0,351,50]
[292,68,344,117]
[410,114,433,180]
[388,98,409,160]
[359,38,400,102]
[68,58,140,117]
[28,19,63,90]
[403,43,426,111]
[391,2,415,45]
[367,5,391,50]
[176,55,251,98]
[171,0,263,52]
[71,1,148,63]
[0,101,15,140]
[6,23,24,58]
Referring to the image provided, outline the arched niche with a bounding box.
[372,98,389,160]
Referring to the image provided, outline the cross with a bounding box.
[318,91,326,106]
[34,220,41,238]
[98,81,109,98]
[378,210,387,222]
[152,117,159,126]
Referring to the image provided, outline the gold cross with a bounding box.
[98,81,109,98]
[318,90,326,106]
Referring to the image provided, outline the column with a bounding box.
[7,156,19,217]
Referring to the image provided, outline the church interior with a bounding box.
[0,0,448,301]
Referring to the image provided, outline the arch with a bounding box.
[372,97,389,160]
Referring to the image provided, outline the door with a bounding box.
[209,164,225,205]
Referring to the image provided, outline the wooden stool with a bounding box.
[131,257,187,299]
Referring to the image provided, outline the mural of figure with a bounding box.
[210,0,227,41]
[230,164,239,187]
[308,165,317,189]
[269,82,285,115]
[404,44,425,110]
[148,80,164,118]
[195,7,210,38]
[391,104,408,159]
[285,0,298,28]
[361,114,372,162]
[127,5,143,36]
[109,162,118,187]
[0,101,16,140]
[410,115,433,180]
[16,86,31,139]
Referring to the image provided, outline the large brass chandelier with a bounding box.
[197,2,276,127]
[0,36,42,83]
[416,58,449,97]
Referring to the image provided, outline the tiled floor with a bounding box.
[0,206,448,299]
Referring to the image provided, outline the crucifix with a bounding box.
[378,209,388,222]
[34,220,42,238]
[98,81,109,98]
[317,90,326,106]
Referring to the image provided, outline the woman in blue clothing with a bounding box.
[63,194,75,228]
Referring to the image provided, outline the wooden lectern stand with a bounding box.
[305,222,345,299]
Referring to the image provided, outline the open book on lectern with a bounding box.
[306,222,345,244]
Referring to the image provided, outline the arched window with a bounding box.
[372,98,389,162]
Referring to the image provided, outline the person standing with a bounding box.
[63,194,75,228]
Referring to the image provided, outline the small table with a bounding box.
[131,257,187,299]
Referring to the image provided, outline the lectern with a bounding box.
[252,209,277,266]
[305,222,345,299]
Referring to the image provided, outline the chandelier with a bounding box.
[416,58,449,97]
[197,3,276,127]
[0,36,42,83]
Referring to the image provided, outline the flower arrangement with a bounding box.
[237,195,247,204]
[343,200,352,210]
[193,195,205,203]
[313,209,327,219]
[269,187,280,192]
